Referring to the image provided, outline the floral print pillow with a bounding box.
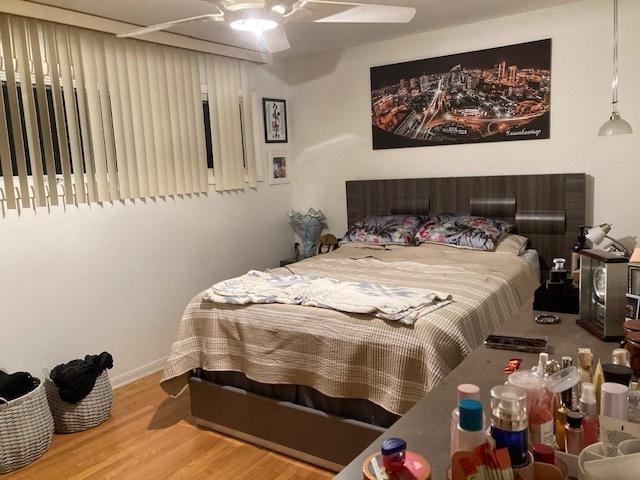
[414,214,514,251]
[343,214,426,246]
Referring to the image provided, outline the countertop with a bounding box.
[334,311,617,480]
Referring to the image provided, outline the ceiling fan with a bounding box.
[116,0,417,53]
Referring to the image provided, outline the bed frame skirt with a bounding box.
[189,376,385,471]
[189,297,535,471]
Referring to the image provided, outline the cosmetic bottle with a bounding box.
[455,399,486,454]
[578,348,593,384]
[565,411,584,455]
[592,360,604,414]
[380,437,406,473]
[536,352,549,377]
[546,366,581,452]
[579,382,599,447]
[508,369,554,445]
[450,384,480,457]
[561,356,574,409]
[555,406,567,451]
[490,385,529,468]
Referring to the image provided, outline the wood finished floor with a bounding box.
[5,372,334,480]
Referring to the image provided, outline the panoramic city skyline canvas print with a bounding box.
[371,39,551,150]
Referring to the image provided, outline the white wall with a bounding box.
[0,63,292,385]
[285,0,640,251]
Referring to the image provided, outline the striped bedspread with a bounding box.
[161,243,539,415]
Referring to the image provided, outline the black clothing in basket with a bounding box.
[50,352,113,404]
[0,371,37,401]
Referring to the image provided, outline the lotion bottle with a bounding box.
[450,384,480,457]
[456,399,487,454]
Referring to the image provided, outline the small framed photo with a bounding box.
[263,98,287,143]
[268,152,290,185]
[626,293,640,320]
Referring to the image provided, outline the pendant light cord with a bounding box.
[612,0,619,111]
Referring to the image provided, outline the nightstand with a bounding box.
[280,256,301,267]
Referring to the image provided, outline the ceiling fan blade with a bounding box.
[116,13,224,38]
[260,27,291,52]
[308,0,416,23]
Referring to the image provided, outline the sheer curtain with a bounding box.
[0,13,257,210]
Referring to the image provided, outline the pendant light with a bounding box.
[599,0,633,136]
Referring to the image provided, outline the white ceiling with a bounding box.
[29,0,580,59]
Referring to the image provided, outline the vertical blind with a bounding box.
[0,13,258,210]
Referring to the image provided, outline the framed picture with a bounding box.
[626,293,640,320]
[268,151,290,184]
[370,39,551,150]
[263,98,288,143]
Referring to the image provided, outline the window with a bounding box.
[202,99,214,171]
[0,80,91,178]
[0,13,257,211]
[1,80,215,177]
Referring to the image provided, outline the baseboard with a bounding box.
[110,357,167,389]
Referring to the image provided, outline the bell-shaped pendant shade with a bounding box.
[598,112,633,136]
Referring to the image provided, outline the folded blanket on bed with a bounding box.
[203,270,452,325]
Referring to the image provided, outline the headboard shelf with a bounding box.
[346,173,586,273]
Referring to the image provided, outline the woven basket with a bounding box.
[45,371,113,434]
[0,379,54,474]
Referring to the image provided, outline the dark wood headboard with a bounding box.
[346,173,586,273]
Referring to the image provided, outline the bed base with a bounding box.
[189,376,386,472]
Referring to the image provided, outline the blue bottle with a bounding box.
[490,385,529,468]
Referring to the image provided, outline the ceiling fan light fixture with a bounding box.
[230,17,278,33]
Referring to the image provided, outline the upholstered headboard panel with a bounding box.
[345,173,586,273]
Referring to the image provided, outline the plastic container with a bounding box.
[381,437,407,473]
[600,382,629,420]
[509,370,555,445]
[546,367,581,395]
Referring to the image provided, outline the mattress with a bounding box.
[161,243,539,415]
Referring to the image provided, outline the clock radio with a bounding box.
[577,249,629,340]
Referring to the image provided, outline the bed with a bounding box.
[160,173,586,470]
